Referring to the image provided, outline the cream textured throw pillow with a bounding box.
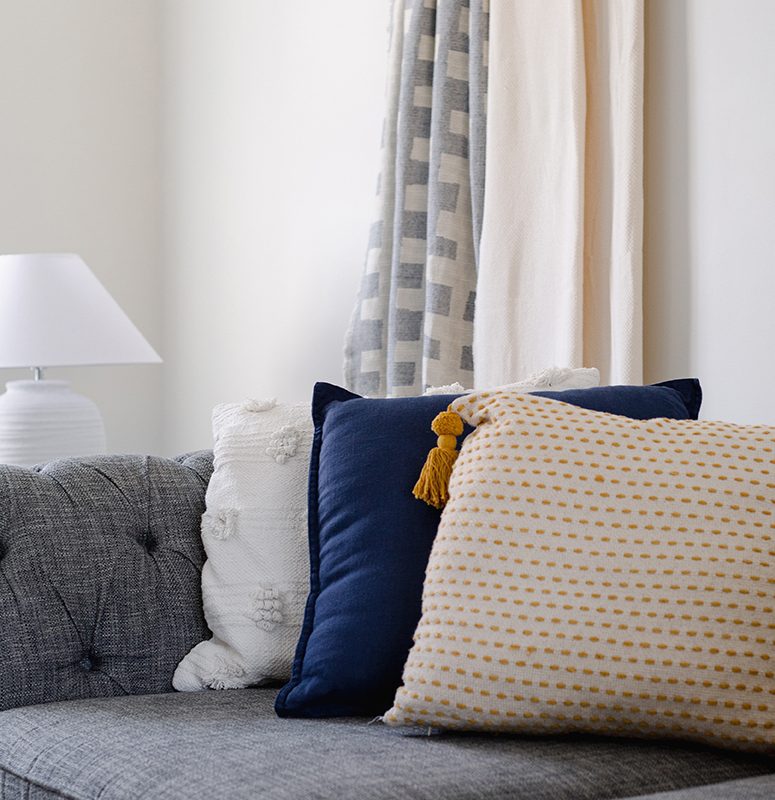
[385,392,775,752]
[422,366,600,396]
[173,400,312,691]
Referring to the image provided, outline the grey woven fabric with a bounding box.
[345,0,489,396]
[1,689,772,800]
[0,451,213,712]
[0,774,58,800]
[625,774,775,800]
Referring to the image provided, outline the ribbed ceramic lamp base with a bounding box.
[0,380,106,468]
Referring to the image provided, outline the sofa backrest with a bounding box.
[0,451,213,711]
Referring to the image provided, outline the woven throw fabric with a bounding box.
[0,452,212,712]
[1,690,773,800]
[174,400,312,691]
[344,0,489,397]
[386,393,775,751]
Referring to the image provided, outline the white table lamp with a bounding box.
[0,253,161,467]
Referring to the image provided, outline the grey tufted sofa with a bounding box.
[1,453,774,800]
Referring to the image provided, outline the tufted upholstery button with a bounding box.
[79,653,101,672]
[143,532,157,553]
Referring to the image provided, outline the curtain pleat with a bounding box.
[581,0,644,383]
[474,0,643,388]
[468,0,489,267]
[344,0,489,396]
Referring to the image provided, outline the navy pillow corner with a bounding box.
[276,378,702,719]
[533,378,703,422]
[654,377,703,420]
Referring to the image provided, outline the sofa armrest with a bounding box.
[0,451,213,711]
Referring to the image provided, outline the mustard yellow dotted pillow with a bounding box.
[384,392,775,752]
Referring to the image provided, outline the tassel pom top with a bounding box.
[431,410,464,438]
[412,409,464,509]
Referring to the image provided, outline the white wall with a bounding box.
[645,0,775,424]
[4,0,770,458]
[0,0,164,454]
[160,1,388,454]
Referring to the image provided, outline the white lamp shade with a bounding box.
[0,253,161,368]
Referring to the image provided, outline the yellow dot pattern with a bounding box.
[383,392,775,752]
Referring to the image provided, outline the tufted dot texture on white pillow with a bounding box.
[174,400,312,691]
[385,392,775,752]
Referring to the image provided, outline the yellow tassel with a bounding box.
[412,409,464,509]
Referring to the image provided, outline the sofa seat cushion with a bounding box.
[0,690,772,800]
[625,774,775,799]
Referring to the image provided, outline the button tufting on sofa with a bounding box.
[142,531,158,552]
[0,450,214,712]
[78,652,100,672]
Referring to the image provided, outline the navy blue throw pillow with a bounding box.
[275,378,702,718]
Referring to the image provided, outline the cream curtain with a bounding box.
[473,0,643,388]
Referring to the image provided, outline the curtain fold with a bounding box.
[344,0,489,397]
[473,0,644,388]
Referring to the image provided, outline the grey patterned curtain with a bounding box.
[344,0,489,396]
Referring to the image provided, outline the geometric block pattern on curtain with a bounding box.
[344,0,489,397]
